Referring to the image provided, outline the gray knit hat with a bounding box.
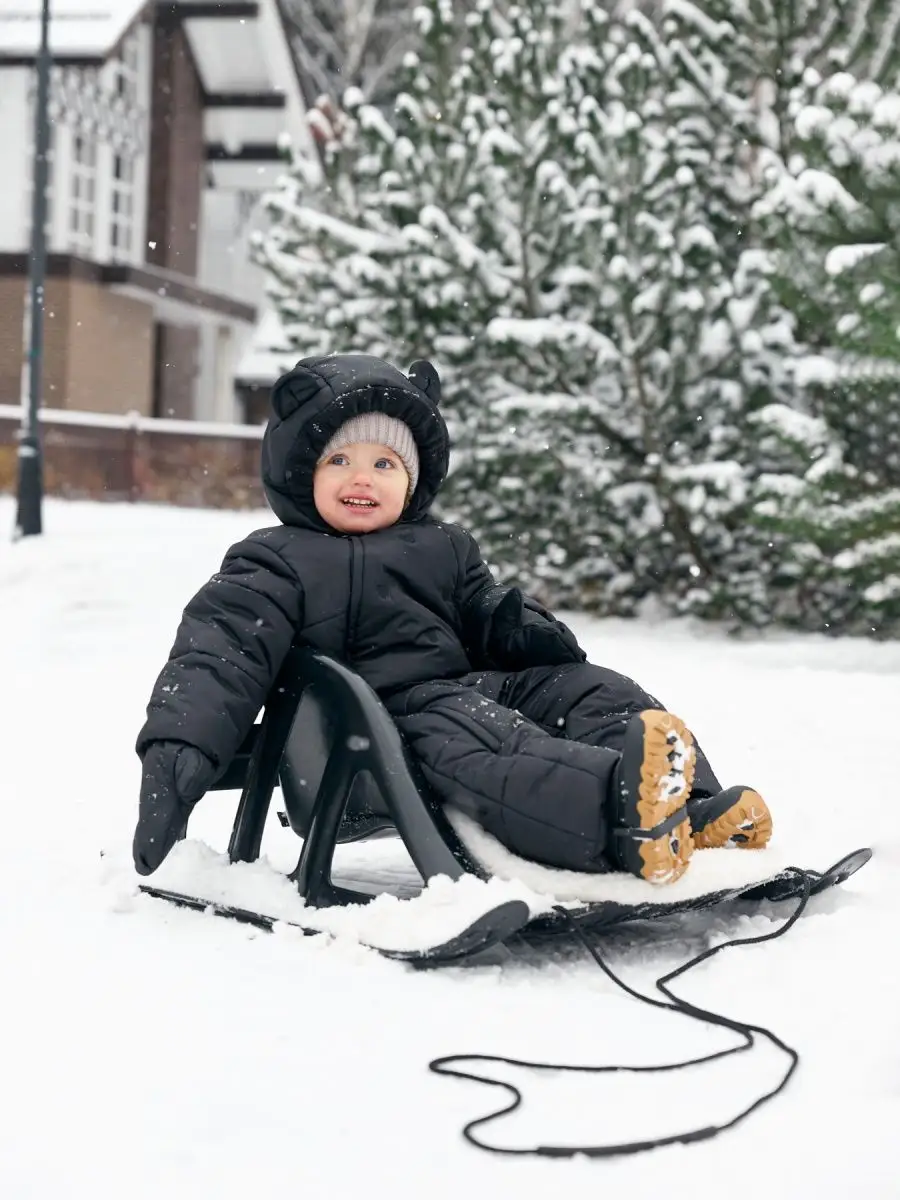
[318,412,420,495]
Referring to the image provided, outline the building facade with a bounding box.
[0,0,314,424]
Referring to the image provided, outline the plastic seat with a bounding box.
[209,646,487,908]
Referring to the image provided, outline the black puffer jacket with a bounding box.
[136,354,585,773]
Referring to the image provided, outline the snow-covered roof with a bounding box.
[0,0,148,59]
[185,0,318,185]
[1,0,318,179]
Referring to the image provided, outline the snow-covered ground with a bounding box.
[2,496,897,1199]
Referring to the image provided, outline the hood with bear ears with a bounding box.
[261,353,450,531]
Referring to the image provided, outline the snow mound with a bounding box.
[448,808,792,904]
[123,840,555,953]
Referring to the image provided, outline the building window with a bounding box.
[68,132,96,254]
[113,30,140,106]
[110,151,134,259]
[108,31,139,261]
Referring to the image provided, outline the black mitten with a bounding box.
[489,588,586,667]
[133,741,218,876]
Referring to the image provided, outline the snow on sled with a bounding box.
[139,646,872,964]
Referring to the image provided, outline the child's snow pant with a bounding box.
[386,662,722,874]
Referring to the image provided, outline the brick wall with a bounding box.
[0,275,154,414]
[65,279,154,413]
[0,277,25,403]
[0,409,266,509]
[0,275,72,408]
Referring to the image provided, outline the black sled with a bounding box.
[139,646,871,963]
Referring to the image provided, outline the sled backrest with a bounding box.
[219,644,484,894]
[277,650,398,841]
[209,647,397,842]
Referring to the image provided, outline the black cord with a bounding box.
[429,867,813,1158]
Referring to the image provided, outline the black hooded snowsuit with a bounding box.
[136,354,720,874]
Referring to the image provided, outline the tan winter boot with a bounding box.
[689,786,773,850]
[610,710,696,885]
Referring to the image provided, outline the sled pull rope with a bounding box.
[429,866,812,1159]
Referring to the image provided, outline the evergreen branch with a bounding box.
[621,305,717,579]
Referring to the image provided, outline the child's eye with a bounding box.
[329,454,349,466]
[374,458,396,470]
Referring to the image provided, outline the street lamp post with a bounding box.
[15,0,52,540]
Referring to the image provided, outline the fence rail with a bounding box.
[0,406,267,509]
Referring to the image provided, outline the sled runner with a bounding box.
[139,645,871,957]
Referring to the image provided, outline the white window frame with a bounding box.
[109,147,135,261]
[107,27,140,261]
[42,22,150,265]
[67,128,98,256]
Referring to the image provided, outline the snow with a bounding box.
[760,167,859,222]
[833,532,900,571]
[234,309,294,390]
[148,840,554,952]
[790,354,841,387]
[2,495,899,1198]
[0,0,145,57]
[751,403,831,448]
[661,0,732,47]
[0,403,265,440]
[824,243,885,276]
[448,810,791,904]
[486,316,619,359]
[266,197,400,256]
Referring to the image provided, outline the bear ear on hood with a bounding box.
[408,359,441,405]
[271,363,323,420]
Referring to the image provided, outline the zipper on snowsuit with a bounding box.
[345,535,366,653]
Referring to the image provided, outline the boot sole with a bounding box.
[616,711,696,885]
[692,788,773,850]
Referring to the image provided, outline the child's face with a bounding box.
[313,441,410,533]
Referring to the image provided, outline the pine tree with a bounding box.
[750,66,900,635]
[758,69,900,367]
[283,0,419,108]
[254,97,399,360]
[458,0,803,621]
[282,0,497,109]
[255,0,472,365]
[659,0,900,157]
[257,0,806,622]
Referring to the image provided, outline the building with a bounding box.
[0,0,313,425]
